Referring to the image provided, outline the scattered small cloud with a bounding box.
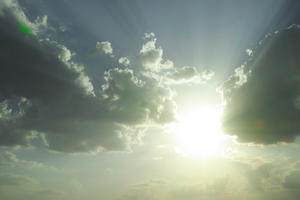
[118,57,130,66]
[164,66,214,84]
[246,49,253,56]
[96,41,113,55]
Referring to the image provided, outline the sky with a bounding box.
[1,0,300,200]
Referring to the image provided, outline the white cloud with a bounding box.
[96,41,113,55]
[118,57,130,66]
[137,33,172,72]
[164,66,214,84]
[144,32,155,39]
[246,49,253,56]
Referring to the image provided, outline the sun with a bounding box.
[168,105,226,158]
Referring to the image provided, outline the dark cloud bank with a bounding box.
[222,25,300,144]
[0,1,176,153]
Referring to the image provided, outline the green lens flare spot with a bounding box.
[18,23,33,35]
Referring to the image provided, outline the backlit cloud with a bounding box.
[137,33,173,72]
[165,66,214,84]
[222,25,300,144]
[0,0,179,153]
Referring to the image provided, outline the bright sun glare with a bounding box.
[169,105,226,158]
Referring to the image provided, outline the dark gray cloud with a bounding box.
[222,25,300,144]
[0,0,176,153]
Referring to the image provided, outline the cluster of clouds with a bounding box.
[222,25,300,144]
[135,32,214,85]
[0,0,213,153]
[4,0,300,200]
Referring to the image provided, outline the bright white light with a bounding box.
[169,105,226,158]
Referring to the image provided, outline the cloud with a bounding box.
[0,0,48,35]
[168,182,232,200]
[0,173,36,186]
[101,68,176,125]
[144,32,156,39]
[134,35,212,86]
[116,157,300,200]
[246,164,273,192]
[0,1,177,153]
[0,151,44,168]
[284,170,300,189]
[164,66,214,84]
[222,65,248,90]
[130,179,167,190]
[222,25,300,144]
[35,189,64,199]
[119,179,167,200]
[95,41,113,55]
[121,177,241,200]
[137,33,173,72]
[283,170,300,198]
[0,151,73,172]
[245,49,253,56]
[118,57,130,66]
